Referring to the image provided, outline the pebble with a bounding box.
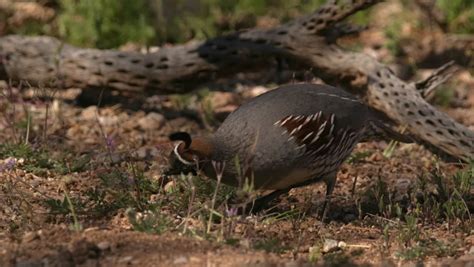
[22,231,39,243]
[97,241,110,251]
[208,92,238,109]
[189,256,202,263]
[322,239,346,253]
[239,239,251,249]
[118,256,133,264]
[323,239,339,253]
[242,86,269,98]
[138,112,165,130]
[173,256,188,264]
[368,152,383,162]
[81,106,98,120]
[83,227,99,233]
[338,241,347,248]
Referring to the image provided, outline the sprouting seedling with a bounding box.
[383,126,407,158]
[105,134,117,153]
[182,175,196,235]
[207,160,225,234]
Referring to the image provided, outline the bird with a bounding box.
[165,83,411,220]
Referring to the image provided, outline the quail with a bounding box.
[165,83,411,219]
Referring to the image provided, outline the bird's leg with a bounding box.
[321,172,337,222]
[250,188,291,213]
[231,188,291,215]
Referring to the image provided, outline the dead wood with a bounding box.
[0,0,473,162]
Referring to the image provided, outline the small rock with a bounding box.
[81,106,98,120]
[323,239,339,253]
[84,226,100,233]
[338,241,347,248]
[98,114,124,126]
[173,256,188,264]
[97,241,110,251]
[22,231,39,243]
[208,92,238,109]
[368,152,383,162]
[465,235,474,244]
[138,112,165,130]
[243,86,269,98]
[239,239,251,249]
[189,256,201,263]
[118,256,133,264]
[131,259,141,265]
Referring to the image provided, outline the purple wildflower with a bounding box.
[127,175,136,186]
[105,134,116,152]
[0,158,16,173]
[225,207,238,217]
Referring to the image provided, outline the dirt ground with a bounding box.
[1,2,474,266]
[0,71,473,266]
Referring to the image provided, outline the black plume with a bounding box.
[169,132,192,148]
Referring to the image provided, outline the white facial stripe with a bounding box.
[173,143,194,165]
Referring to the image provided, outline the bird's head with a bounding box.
[164,132,213,176]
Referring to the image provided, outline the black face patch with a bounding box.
[169,132,192,148]
[164,143,197,176]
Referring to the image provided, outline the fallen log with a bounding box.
[0,0,473,162]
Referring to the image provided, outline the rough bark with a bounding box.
[0,0,473,162]
[0,0,377,93]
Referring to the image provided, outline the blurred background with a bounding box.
[0,0,472,49]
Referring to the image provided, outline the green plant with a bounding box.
[396,214,420,248]
[0,143,68,176]
[383,140,398,158]
[199,90,219,128]
[58,0,155,48]
[368,175,399,218]
[384,20,403,57]
[87,164,161,215]
[395,237,459,261]
[432,86,455,108]
[308,244,323,262]
[347,151,372,164]
[152,0,326,43]
[63,184,83,231]
[44,195,84,216]
[262,208,302,224]
[437,0,474,34]
[381,162,473,260]
[127,208,171,234]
